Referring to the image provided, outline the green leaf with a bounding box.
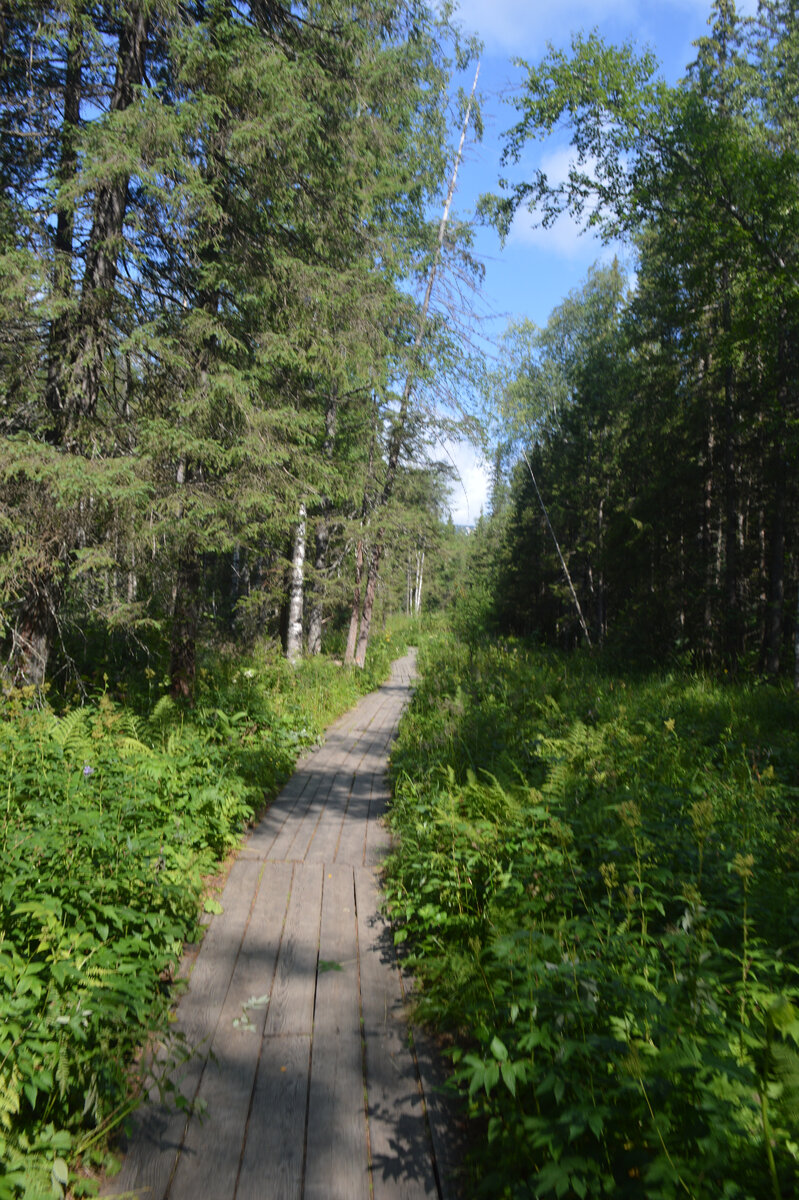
[490,1035,508,1062]
[500,1060,517,1096]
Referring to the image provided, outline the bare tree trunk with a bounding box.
[794,576,799,692]
[308,395,337,655]
[414,549,424,615]
[354,543,381,668]
[306,521,328,656]
[353,64,480,667]
[721,276,739,671]
[286,503,306,663]
[521,448,592,647]
[344,540,363,665]
[765,442,786,677]
[8,573,61,688]
[763,310,792,678]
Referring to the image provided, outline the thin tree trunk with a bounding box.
[354,542,381,668]
[354,64,480,667]
[764,314,790,678]
[721,275,739,670]
[307,519,329,656]
[344,539,363,664]
[286,503,306,663]
[521,447,592,647]
[765,442,786,677]
[308,394,337,655]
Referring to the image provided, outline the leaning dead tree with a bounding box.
[346,63,481,667]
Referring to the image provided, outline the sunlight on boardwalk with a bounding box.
[103,650,461,1200]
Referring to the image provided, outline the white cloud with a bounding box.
[450,0,760,57]
[507,145,608,259]
[445,441,491,526]
[451,0,639,53]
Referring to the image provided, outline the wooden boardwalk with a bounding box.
[103,650,461,1200]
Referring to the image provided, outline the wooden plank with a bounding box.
[355,868,438,1200]
[103,858,262,1200]
[236,1034,311,1200]
[264,864,323,1036]
[304,865,370,1200]
[365,773,393,868]
[303,772,353,864]
[334,775,372,866]
[395,959,464,1200]
[168,861,293,1200]
[267,744,352,861]
[242,773,314,858]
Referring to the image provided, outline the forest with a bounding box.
[1,0,799,1196]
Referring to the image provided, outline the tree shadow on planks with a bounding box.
[365,910,467,1200]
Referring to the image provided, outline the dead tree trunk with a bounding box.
[354,64,480,668]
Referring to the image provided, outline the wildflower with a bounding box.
[243,668,256,679]
[83,764,94,777]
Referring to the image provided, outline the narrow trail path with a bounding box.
[103,649,460,1200]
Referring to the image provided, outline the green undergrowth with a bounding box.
[0,621,414,1200]
[385,630,799,1199]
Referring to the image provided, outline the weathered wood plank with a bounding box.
[365,774,393,868]
[334,774,372,866]
[236,1034,311,1200]
[168,861,293,1200]
[103,857,262,1199]
[242,773,313,858]
[356,868,438,1200]
[303,772,353,864]
[263,864,323,1037]
[304,865,370,1200]
[398,969,464,1200]
[267,745,352,862]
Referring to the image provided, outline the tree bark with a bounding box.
[721,272,740,671]
[344,539,363,665]
[352,64,480,668]
[286,502,306,662]
[307,393,337,655]
[764,313,791,677]
[354,542,381,668]
[8,572,62,688]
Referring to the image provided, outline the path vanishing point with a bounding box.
[102,649,461,1200]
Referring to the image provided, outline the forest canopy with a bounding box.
[476,0,799,680]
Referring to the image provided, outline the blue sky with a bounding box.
[442,0,757,524]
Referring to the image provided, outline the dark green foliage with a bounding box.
[481,0,799,678]
[385,627,799,1198]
